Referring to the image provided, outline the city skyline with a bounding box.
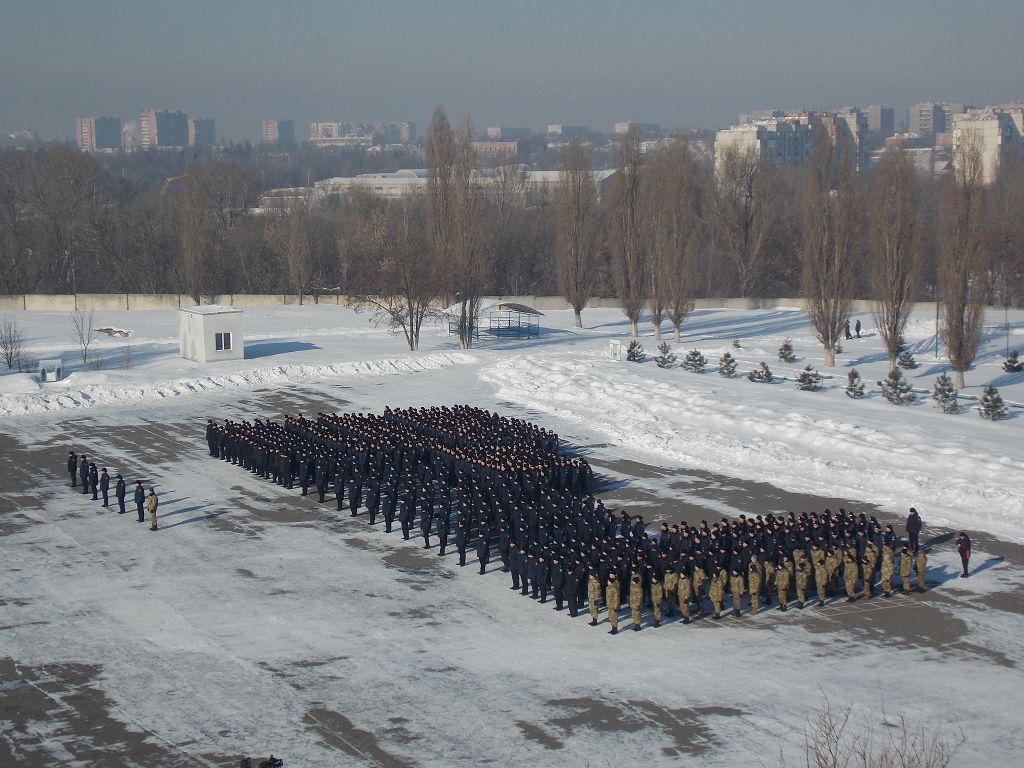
[3,0,1023,142]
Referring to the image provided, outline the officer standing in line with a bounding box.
[79,455,89,494]
[115,474,126,514]
[134,480,146,522]
[67,451,78,487]
[587,569,602,626]
[88,463,99,501]
[146,488,159,531]
[99,468,110,507]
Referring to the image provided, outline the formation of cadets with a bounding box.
[207,406,965,634]
[64,450,160,529]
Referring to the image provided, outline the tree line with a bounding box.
[1,107,1021,379]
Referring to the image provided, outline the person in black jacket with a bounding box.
[88,463,99,500]
[455,521,468,566]
[476,531,490,575]
[134,480,146,522]
[79,456,89,494]
[115,475,127,514]
[956,532,971,577]
[906,508,922,552]
[99,468,110,507]
[67,451,78,487]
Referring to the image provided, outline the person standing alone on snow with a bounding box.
[906,507,922,552]
[956,533,971,578]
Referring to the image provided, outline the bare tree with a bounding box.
[796,693,964,768]
[450,117,488,349]
[178,164,206,304]
[609,128,648,337]
[870,148,922,371]
[69,308,96,364]
[940,130,988,390]
[0,315,26,369]
[650,139,703,343]
[801,120,859,368]
[425,106,456,304]
[347,197,438,351]
[709,145,780,297]
[266,202,312,303]
[554,137,598,328]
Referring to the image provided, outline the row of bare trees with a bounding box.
[1,126,1021,379]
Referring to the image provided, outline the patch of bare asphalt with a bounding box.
[515,697,745,756]
[304,706,415,768]
[0,657,230,767]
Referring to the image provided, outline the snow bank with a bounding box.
[481,353,1024,540]
[0,352,476,416]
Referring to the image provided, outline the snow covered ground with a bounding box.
[2,302,1023,766]
[3,303,1022,538]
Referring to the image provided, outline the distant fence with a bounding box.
[0,293,956,315]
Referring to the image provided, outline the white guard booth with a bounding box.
[178,305,244,364]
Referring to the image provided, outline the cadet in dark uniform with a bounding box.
[79,456,89,494]
[956,532,971,577]
[455,521,468,567]
[67,451,78,487]
[476,532,490,575]
[134,481,146,522]
[115,474,126,514]
[99,468,110,507]
[88,463,99,500]
[906,507,922,552]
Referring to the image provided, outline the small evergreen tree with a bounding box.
[979,385,1008,421]
[778,338,797,363]
[881,367,916,405]
[732,339,742,349]
[845,369,865,399]
[654,341,676,368]
[932,373,959,414]
[796,365,822,391]
[683,349,706,373]
[897,350,918,369]
[626,340,645,362]
[1004,350,1023,373]
[719,351,738,378]
[747,361,773,383]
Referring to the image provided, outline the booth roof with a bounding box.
[179,305,243,315]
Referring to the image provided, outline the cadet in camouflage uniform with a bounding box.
[775,559,792,611]
[709,566,727,619]
[663,567,678,618]
[843,550,860,601]
[860,556,874,600]
[899,546,914,594]
[677,567,693,624]
[813,553,829,606]
[730,568,745,617]
[692,565,708,616]
[748,557,763,615]
[880,548,895,597]
[915,548,927,592]
[794,561,809,608]
[587,571,602,626]
[825,549,841,597]
[629,574,644,631]
[649,575,664,627]
[762,559,776,606]
[606,572,621,634]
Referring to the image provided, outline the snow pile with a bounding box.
[0,351,476,416]
[481,353,1024,539]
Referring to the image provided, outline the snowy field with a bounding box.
[2,303,1023,766]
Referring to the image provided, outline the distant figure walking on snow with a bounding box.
[855,319,862,338]
[844,320,852,339]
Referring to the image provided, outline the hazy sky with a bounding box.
[3,0,1022,141]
